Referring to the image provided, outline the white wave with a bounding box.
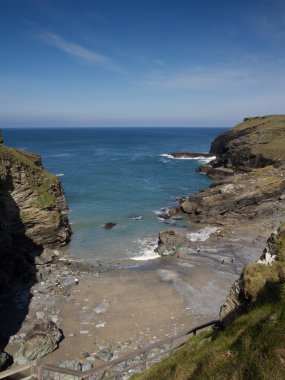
[187,227,219,242]
[130,238,160,261]
[56,173,65,177]
[159,154,216,163]
[154,207,170,216]
[50,153,70,157]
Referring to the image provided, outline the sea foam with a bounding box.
[130,238,160,261]
[160,154,216,163]
[187,227,219,242]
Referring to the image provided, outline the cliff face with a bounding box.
[177,115,285,224]
[0,132,71,289]
[210,115,285,172]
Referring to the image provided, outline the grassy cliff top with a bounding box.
[0,143,59,208]
[211,115,285,163]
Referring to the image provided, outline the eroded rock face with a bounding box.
[219,227,283,325]
[179,164,285,224]
[219,278,243,326]
[0,131,71,289]
[206,115,285,177]
[13,319,62,364]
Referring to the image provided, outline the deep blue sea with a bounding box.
[3,127,227,261]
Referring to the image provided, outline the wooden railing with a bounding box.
[1,319,219,380]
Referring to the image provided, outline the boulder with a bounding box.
[103,222,117,230]
[96,348,113,362]
[0,352,12,370]
[13,319,62,364]
[155,230,188,256]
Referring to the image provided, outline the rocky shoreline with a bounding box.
[1,115,285,377]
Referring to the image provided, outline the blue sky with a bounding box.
[0,0,285,127]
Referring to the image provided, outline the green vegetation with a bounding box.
[132,224,285,380]
[235,115,285,162]
[0,144,59,209]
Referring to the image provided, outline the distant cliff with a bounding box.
[0,130,71,290]
[176,115,285,224]
[201,115,285,177]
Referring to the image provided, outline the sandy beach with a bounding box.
[2,211,280,369]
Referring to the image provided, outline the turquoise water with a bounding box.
[3,127,226,261]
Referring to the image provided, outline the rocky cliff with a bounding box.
[0,131,71,289]
[200,114,285,177]
[175,115,285,224]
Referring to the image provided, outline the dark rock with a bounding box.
[156,208,171,219]
[103,222,117,230]
[0,132,72,290]
[0,351,12,370]
[206,115,285,176]
[155,230,189,256]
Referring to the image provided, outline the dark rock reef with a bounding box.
[0,131,71,290]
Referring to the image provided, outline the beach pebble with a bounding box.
[86,356,96,362]
[96,322,106,328]
[81,363,93,371]
[96,348,113,362]
[80,351,90,359]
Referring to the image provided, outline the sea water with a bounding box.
[3,127,226,261]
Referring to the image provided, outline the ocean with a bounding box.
[3,127,227,262]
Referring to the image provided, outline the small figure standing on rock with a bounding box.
[197,246,201,254]
[230,258,234,263]
[221,259,224,264]
[55,278,60,286]
[74,278,79,285]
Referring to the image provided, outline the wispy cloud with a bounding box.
[154,59,166,67]
[145,67,255,91]
[40,30,123,73]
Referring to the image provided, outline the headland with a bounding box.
[0,115,285,376]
